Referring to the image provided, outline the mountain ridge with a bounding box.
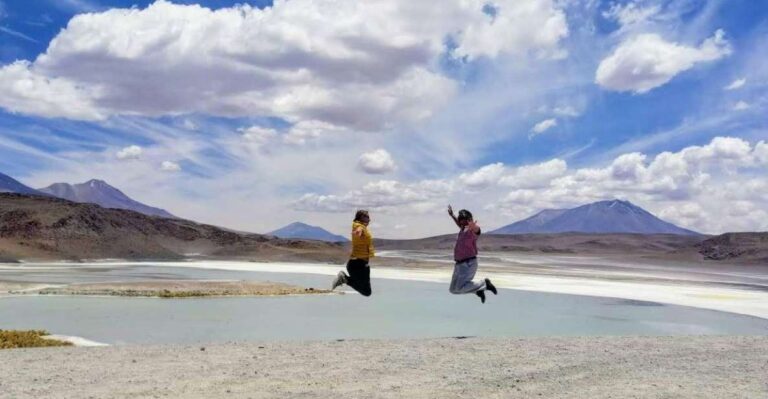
[0,172,48,197]
[269,222,348,242]
[492,199,699,236]
[0,193,344,262]
[38,179,175,219]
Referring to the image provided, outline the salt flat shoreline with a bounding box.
[1,336,766,399]
[4,256,766,320]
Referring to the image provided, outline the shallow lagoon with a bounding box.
[1,263,766,345]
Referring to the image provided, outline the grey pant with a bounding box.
[449,258,486,294]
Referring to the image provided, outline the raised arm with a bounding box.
[447,205,460,227]
[467,219,481,235]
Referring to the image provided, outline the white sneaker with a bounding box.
[331,271,347,290]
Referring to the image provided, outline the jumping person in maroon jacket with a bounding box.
[447,205,497,303]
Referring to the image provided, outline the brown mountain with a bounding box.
[0,193,344,262]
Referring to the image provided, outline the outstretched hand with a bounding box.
[447,205,454,216]
[467,219,480,233]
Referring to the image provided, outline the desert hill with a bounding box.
[0,193,344,262]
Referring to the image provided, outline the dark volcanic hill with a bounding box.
[0,193,344,262]
[492,200,699,235]
[39,179,175,218]
[0,172,48,196]
[269,222,348,242]
[697,232,768,263]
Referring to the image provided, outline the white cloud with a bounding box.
[0,26,39,43]
[358,149,397,174]
[458,163,505,189]
[724,78,746,90]
[499,159,567,188]
[530,118,558,136]
[240,126,278,148]
[182,119,198,130]
[732,101,750,111]
[116,145,142,160]
[595,30,732,93]
[0,61,103,120]
[552,105,580,117]
[160,160,181,172]
[602,2,661,27]
[293,179,453,213]
[0,0,568,135]
[453,0,568,60]
[282,120,344,146]
[297,137,768,233]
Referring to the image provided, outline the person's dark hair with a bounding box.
[354,210,370,222]
[457,209,473,221]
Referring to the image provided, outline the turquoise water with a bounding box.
[1,264,767,344]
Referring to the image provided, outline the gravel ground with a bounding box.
[1,336,767,398]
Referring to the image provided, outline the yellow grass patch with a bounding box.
[0,329,73,349]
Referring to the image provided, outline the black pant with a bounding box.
[346,259,372,297]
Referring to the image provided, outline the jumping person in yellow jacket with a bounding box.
[331,210,374,296]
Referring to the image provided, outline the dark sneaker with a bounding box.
[485,278,497,295]
[476,290,486,304]
[331,271,347,290]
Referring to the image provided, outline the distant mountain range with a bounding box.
[0,172,48,196]
[0,172,174,219]
[38,179,175,218]
[269,222,348,242]
[491,199,700,236]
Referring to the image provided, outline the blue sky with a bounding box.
[0,0,766,237]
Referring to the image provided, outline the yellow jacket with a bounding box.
[350,221,374,259]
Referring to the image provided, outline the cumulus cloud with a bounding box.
[0,0,568,134]
[0,61,103,120]
[297,137,768,233]
[293,179,453,213]
[459,163,505,189]
[595,30,731,93]
[499,159,567,188]
[724,78,746,91]
[530,118,558,136]
[160,160,181,172]
[358,149,397,174]
[116,145,142,160]
[453,0,568,60]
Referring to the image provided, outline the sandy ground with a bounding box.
[0,336,766,398]
[1,280,331,297]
